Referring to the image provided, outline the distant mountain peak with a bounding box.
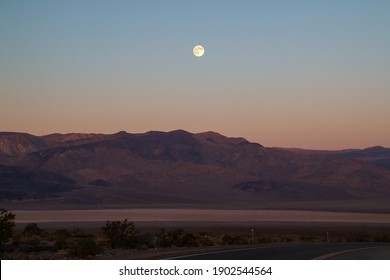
[116,130,128,134]
[194,131,256,146]
[115,131,129,137]
[363,146,386,151]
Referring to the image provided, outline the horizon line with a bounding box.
[0,129,387,151]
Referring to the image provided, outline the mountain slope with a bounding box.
[0,132,47,164]
[0,164,78,200]
[0,130,389,208]
[277,146,390,170]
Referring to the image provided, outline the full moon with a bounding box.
[193,45,205,57]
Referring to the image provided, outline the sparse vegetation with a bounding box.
[157,228,197,247]
[22,223,46,237]
[222,234,249,245]
[255,235,273,244]
[68,238,103,258]
[0,209,15,246]
[51,229,72,250]
[197,232,214,246]
[101,219,138,248]
[2,216,390,259]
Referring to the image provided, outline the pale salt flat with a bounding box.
[13,209,390,224]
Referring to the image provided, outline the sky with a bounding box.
[1,0,389,149]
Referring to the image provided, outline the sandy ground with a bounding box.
[13,209,390,224]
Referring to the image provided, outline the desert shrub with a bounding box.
[11,233,22,245]
[157,228,197,247]
[179,232,197,247]
[52,229,71,239]
[17,233,57,253]
[299,235,317,242]
[158,228,170,247]
[347,232,371,242]
[222,234,248,245]
[22,223,46,237]
[54,239,69,250]
[68,238,103,258]
[23,235,42,246]
[197,233,214,246]
[137,233,158,248]
[0,209,15,246]
[278,235,294,243]
[374,234,390,242]
[70,228,92,238]
[356,232,370,242]
[136,244,149,251]
[256,235,272,243]
[50,229,71,249]
[101,219,138,248]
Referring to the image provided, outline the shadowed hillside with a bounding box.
[0,130,389,210]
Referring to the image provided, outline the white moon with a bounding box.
[193,45,205,57]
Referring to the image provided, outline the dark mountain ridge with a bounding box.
[276,146,390,170]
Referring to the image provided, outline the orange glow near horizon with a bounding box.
[1,2,389,150]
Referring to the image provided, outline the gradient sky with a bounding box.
[1,0,389,149]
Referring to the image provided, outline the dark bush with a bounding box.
[68,238,103,258]
[22,223,46,237]
[352,232,370,242]
[299,235,316,242]
[52,229,71,240]
[198,233,214,246]
[23,235,41,246]
[256,235,272,243]
[137,233,157,248]
[101,219,138,248]
[157,228,197,247]
[222,234,248,245]
[280,236,294,242]
[179,232,197,247]
[54,239,69,250]
[376,234,390,242]
[0,209,15,246]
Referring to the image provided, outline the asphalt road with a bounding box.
[171,243,390,260]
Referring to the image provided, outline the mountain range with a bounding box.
[1,130,390,211]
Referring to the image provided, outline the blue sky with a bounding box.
[1,0,389,149]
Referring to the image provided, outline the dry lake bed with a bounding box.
[13,209,390,223]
